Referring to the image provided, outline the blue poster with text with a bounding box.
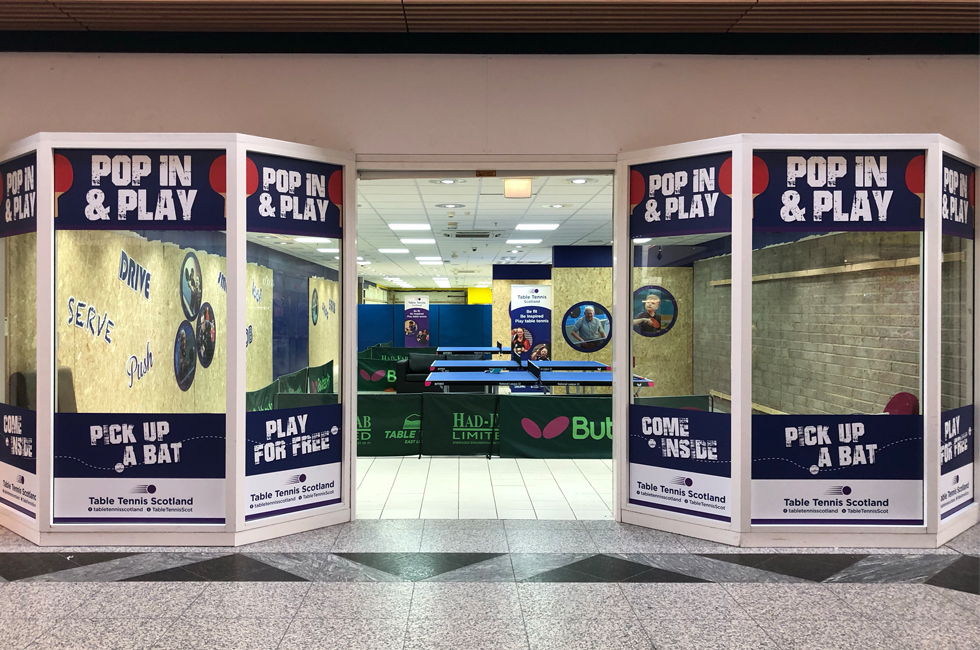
[53,149,227,230]
[244,403,342,521]
[510,285,552,361]
[942,154,976,240]
[629,405,731,522]
[53,412,226,523]
[940,405,974,519]
[752,414,923,525]
[245,151,343,238]
[0,403,37,519]
[630,152,733,238]
[1,151,37,238]
[753,149,926,232]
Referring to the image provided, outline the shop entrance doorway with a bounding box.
[352,164,617,520]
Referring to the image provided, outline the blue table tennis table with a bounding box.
[425,361,654,395]
[429,359,608,372]
[436,343,504,356]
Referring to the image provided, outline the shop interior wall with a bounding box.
[358,303,491,350]
[0,55,975,155]
[551,266,612,393]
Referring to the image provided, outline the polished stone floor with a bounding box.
[0,521,977,649]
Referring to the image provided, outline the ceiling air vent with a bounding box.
[442,231,502,239]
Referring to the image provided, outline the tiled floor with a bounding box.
[356,456,614,520]
[0,521,976,649]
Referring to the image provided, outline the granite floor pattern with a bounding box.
[0,521,976,649]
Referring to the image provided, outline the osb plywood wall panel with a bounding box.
[6,233,37,382]
[552,267,612,394]
[245,262,273,392]
[631,266,694,398]
[56,231,227,413]
[309,275,340,387]
[492,278,550,359]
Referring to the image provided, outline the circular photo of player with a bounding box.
[530,342,551,361]
[311,288,319,326]
[180,252,203,321]
[632,285,678,337]
[173,320,198,391]
[511,327,533,356]
[196,302,216,368]
[561,302,612,353]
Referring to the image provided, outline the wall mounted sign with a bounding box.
[942,154,976,239]
[311,288,319,326]
[751,414,923,525]
[173,320,197,392]
[1,151,37,238]
[630,152,733,238]
[510,285,552,361]
[629,405,731,522]
[196,303,216,368]
[753,150,926,232]
[245,151,342,238]
[632,285,677,337]
[180,252,203,320]
[53,149,226,230]
[561,301,611,353]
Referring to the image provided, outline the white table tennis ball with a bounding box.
[115,463,124,473]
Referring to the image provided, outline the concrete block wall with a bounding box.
[942,236,974,411]
[692,255,732,412]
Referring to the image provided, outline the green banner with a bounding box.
[371,346,435,362]
[358,358,398,392]
[308,360,334,394]
[634,395,711,410]
[421,393,499,456]
[246,381,277,412]
[499,395,612,459]
[278,367,308,394]
[357,394,422,456]
[276,393,338,409]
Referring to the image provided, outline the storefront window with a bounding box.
[243,151,344,522]
[0,151,38,520]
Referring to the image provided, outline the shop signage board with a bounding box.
[510,285,552,361]
[628,405,731,522]
[751,414,924,525]
[245,151,343,238]
[356,395,422,456]
[53,412,226,523]
[940,154,975,240]
[629,152,733,238]
[244,403,342,521]
[421,394,499,456]
[404,295,430,348]
[940,405,975,520]
[0,151,38,519]
[53,149,227,230]
[499,395,611,459]
[753,149,926,232]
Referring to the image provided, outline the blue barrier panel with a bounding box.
[437,304,490,346]
[358,304,395,350]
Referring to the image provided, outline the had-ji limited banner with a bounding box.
[403,294,430,348]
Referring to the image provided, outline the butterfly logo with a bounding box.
[521,416,569,439]
[359,369,386,382]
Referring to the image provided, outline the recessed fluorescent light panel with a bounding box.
[506,239,541,245]
[388,224,431,231]
[317,248,339,253]
[293,237,332,243]
[515,224,559,231]
[401,238,436,244]
[632,238,652,244]
[378,248,410,254]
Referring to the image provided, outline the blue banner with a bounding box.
[244,403,342,520]
[629,405,731,522]
[752,413,923,525]
[53,149,227,230]
[245,151,343,238]
[630,152,733,237]
[1,152,37,238]
[940,405,974,519]
[942,154,976,239]
[510,285,552,361]
[753,149,926,232]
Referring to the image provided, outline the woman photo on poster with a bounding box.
[512,327,532,355]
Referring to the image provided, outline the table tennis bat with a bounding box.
[629,168,645,214]
[328,169,343,227]
[53,153,73,218]
[209,155,259,217]
[718,156,769,205]
[905,154,925,219]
